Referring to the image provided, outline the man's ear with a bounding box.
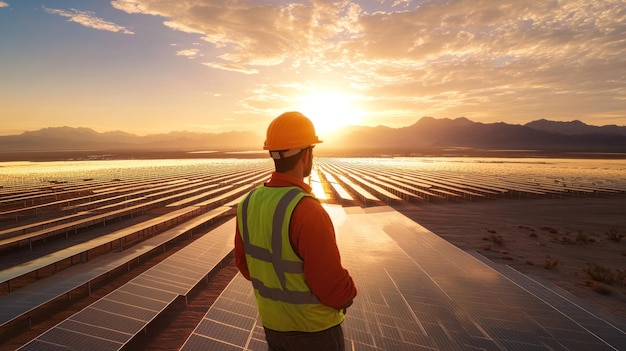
[301,148,310,161]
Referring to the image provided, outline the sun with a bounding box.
[297,92,363,134]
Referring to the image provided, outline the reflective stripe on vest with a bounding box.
[240,187,320,305]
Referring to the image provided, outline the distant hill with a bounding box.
[324,117,626,153]
[525,119,626,136]
[1,118,625,156]
[0,127,264,152]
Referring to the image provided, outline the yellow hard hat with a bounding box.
[263,111,323,151]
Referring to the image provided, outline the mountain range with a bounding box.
[1,118,625,157]
[323,117,626,154]
[0,127,263,153]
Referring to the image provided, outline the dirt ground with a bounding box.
[396,195,626,320]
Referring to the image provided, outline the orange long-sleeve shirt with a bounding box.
[234,172,356,310]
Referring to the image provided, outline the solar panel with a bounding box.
[90,298,157,322]
[117,282,178,302]
[204,307,257,331]
[68,307,147,334]
[181,204,625,350]
[19,218,237,350]
[24,325,123,351]
[103,289,170,312]
[181,274,260,351]
[140,269,198,286]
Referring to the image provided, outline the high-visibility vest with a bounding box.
[237,186,344,332]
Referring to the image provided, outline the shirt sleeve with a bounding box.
[291,198,357,310]
[234,222,251,280]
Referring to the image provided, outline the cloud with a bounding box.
[344,0,626,121]
[111,0,152,15]
[201,61,259,75]
[0,1,8,8]
[111,0,626,124]
[44,6,134,34]
[176,49,200,58]
[111,0,360,67]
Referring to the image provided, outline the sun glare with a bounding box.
[297,93,363,134]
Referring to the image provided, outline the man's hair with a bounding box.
[272,147,309,172]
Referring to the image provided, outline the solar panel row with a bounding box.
[1,166,271,332]
[180,205,625,350]
[0,206,231,328]
[318,158,626,204]
[182,274,263,351]
[18,218,237,351]
[3,158,624,350]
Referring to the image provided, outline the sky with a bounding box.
[1,0,625,137]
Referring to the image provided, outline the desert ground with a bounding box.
[2,194,625,350]
[395,196,626,320]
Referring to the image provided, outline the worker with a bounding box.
[235,111,357,351]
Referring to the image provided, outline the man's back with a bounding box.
[234,112,356,350]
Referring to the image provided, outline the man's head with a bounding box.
[264,112,322,176]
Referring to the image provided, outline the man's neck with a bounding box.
[279,169,304,181]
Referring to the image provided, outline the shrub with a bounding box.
[489,234,504,246]
[542,257,561,269]
[584,280,612,295]
[606,229,624,243]
[584,263,625,285]
[541,226,558,234]
[558,235,573,245]
[575,231,592,244]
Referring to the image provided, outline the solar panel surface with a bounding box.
[181,205,625,350]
